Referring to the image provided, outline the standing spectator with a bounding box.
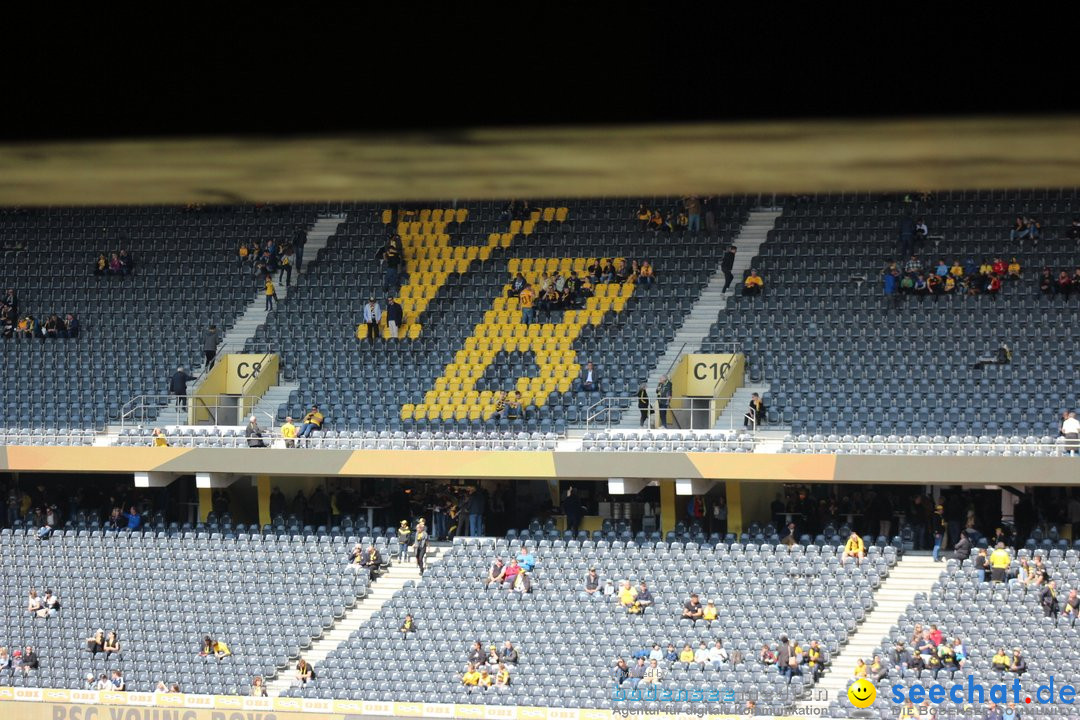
[202,325,219,370]
[518,285,535,325]
[468,487,487,537]
[297,405,324,439]
[169,366,196,412]
[580,362,600,392]
[292,227,307,272]
[377,236,403,292]
[931,504,946,562]
[656,375,672,429]
[278,247,293,286]
[414,520,429,575]
[363,297,382,347]
[989,543,1011,582]
[899,215,916,258]
[562,487,584,534]
[264,276,277,311]
[1040,580,1060,618]
[704,196,718,232]
[245,416,267,448]
[744,392,765,430]
[396,520,411,563]
[637,384,651,427]
[721,245,737,292]
[1061,412,1080,456]
[683,196,702,232]
[386,296,403,340]
[280,417,297,448]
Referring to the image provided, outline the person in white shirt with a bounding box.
[640,658,664,685]
[648,644,664,662]
[362,298,382,348]
[693,641,709,669]
[1062,411,1080,456]
[708,640,729,671]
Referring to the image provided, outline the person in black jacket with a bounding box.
[721,245,737,292]
[637,384,650,427]
[952,532,972,562]
[386,297,404,340]
[245,416,267,448]
[562,487,584,534]
[169,366,197,411]
[1040,581,1060,618]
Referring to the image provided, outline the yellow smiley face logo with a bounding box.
[847,678,876,708]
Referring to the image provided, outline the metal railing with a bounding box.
[119,395,271,428]
[584,395,776,433]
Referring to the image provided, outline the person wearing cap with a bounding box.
[362,297,382,347]
[583,567,600,599]
[931,503,946,562]
[396,520,411,563]
[702,598,718,624]
[297,405,323,439]
[485,645,500,667]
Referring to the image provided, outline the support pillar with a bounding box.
[197,488,213,522]
[660,480,676,535]
[257,475,271,527]
[726,480,776,537]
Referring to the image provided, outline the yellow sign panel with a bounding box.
[676,353,739,397]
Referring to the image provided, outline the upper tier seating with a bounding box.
[284,536,896,715]
[251,198,750,434]
[0,205,318,429]
[701,191,1080,436]
[0,525,371,693]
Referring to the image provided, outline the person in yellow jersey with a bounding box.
[617,580,637,608]
[297,404,323,440]
[678,644,695,665]
[280,416,297,448]
[518,284,535,325]
[742,269,764,296]
[264,276,276,311]
[461,663,481,689]
[494,663,511,690]
[843,531,866,566]
[702,599,718,624]
[151,428,169,447]
[989,542,1011,582]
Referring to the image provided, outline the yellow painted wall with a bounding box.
[197,488,213,522]
[257,475,271,526]
[659,480,676,534]
[669,353,743,429]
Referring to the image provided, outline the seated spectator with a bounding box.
[1008,649,1026,676]
[708,640,729,671]
[842,532,865,565]
[583,567,600,598]
[37,589,59,618]
[19,646,38,675]
[627,581,653,615]
[1040,580,1060,617]
[500,641,518,665]
[26,589,42,616]
[501,558,521,589]
[297,405,324,439]
[42,314,60,339]
[485,557,506,588]
[108,253,122,275]
[702,598,718,624]
[200,635,231,660]
[399,613,416,640]
[1069,218,1080,240]
[1063,589,1080,626]
[466,641,485,667]
[913,274,927,295]
[505,392,522,420]
[94,254,108,275]
[516,545,536,572]
[869,654,887,682]
[759,644,776,666]
[296,657,314,684]
[905,254,923,275]
[110,670,125,691]
[638,260,655,285]
[613,657,630,686]
[61,314,79,338]
[973,343,1011,370]
[118,250,133,274]
[616,580,637,609]
[648,210,664,232]
[991,647,1010,672]
[485,646,500,668]
[86,629,105,657]
[507,272,527,297]
[949,260,964,278]
[693,641,709,669]
[1073,267,1080,288]
[494,663,511,690]
[152,428,169,447]
[100,630,121,660]
[90,675,103,691]
[926,272,942,295]
[937,644,958,679]
[461,663,481,689]
[636,204,651,229]
[1007,257,1021,279]
[363,545,384,579]
[94,673,110,690]
[580,361,600,392]
[511,569,532,594]
[943,275,956,294]
[678,644,695,666]
[682,593,704,622]
[245,416,267,448]
[915,217,929,240]
[741,269,763,296]
[807,640,827,680]
[852,658,867,679]
[1058,271,1073,297]
[1009,216,1026,241]
[250,676,267,697]
[992,257,1007,276]
[15,315,35,339]
[934,259,948,277]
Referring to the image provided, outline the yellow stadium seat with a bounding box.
[499,233,513,248]
[542,207,555,222]
[515,378,530,392]
[413,405,427,420]
[468,406,482,421]
[440,407,455,421]
[509,220,522,234]
[400,404,414,420]
[426,406,441,421]
[381,209,393,224]
[455,208,468,223]
[557,378,572,393]
[556,207,568,222]
[612,298,627,313]
[530,209,542,223]
[478,246,493,261]
[356,324,367,339]
[522,220,536,236]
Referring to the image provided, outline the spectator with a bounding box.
[361,297,382,347]
[898,216,916,257]
[582,566,601,598]
[1062,412,1080,457]
[1058,270,1073,297]
[1040,580,1060,618]
[467,641,485,667]
[1007,257,1022,279]
[280,417,297,448]
[468,487,488,537]
[250,676,267,697]
[297,405,324,439]
[842,532,865,566]
[104,631,120,660]
[1008,649,1027,676]
[720,245,737,293]
[656,375,672,429]
[200,635,230,660]
[744,392,765,430]
[638,261,654,285]
[708,640,728,671]
[636,384,651,428]
[108,253,122,275]
[511,569,531,594]
[989,543,1011,582]
[507,272,527,297]
[741,269,763,296]
[168,366,196,412]
[494,663,511,690]
[1009,216,1027,241]
[631,581,653,615]
[19,646,38,675]
[484,557,506,588]
[518,285,535,325]
[278,247,293,286]
[931,504,946,562]
[36,589,59,618]
[693,641,709,669]
[505,392,522,420]
[264,276,276,311]
[386,296,403,339]
[617,580,637,609]
[1062,589,1080,626]
[296,657,314,684]
[414,520,429,575]
[202,325,219,369]
[395,520,411,563]
[26,589,42,616]
[86,630,105,657]
[702,599,718,625]
[883,266,900,297]
[1038,267,1054,294]
[245,416,267,448]
[110,670,125,691]
[952,531,972,562]
[683,196,702,232]
[678,644,695,666]
[152,428,169,447]
[636,204,651,229]
[580,361,600,392]
[501,558,521,589]
[682,593,704,623]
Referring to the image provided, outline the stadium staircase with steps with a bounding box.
[266,544,447,697]
[150,215,346,428]
[611,209,783,429]
[799,554,943,714]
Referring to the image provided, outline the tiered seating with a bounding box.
[824,549,1080,719]
[0,526,369,693]
[0,205,318,429]
[583,430,754,452]
[254,198,749,433]
[702,190,1080,436]
[780,433,1068,456]
[290,536,895,715]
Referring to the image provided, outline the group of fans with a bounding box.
[0,289,79,340]
[92,250,135,276]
